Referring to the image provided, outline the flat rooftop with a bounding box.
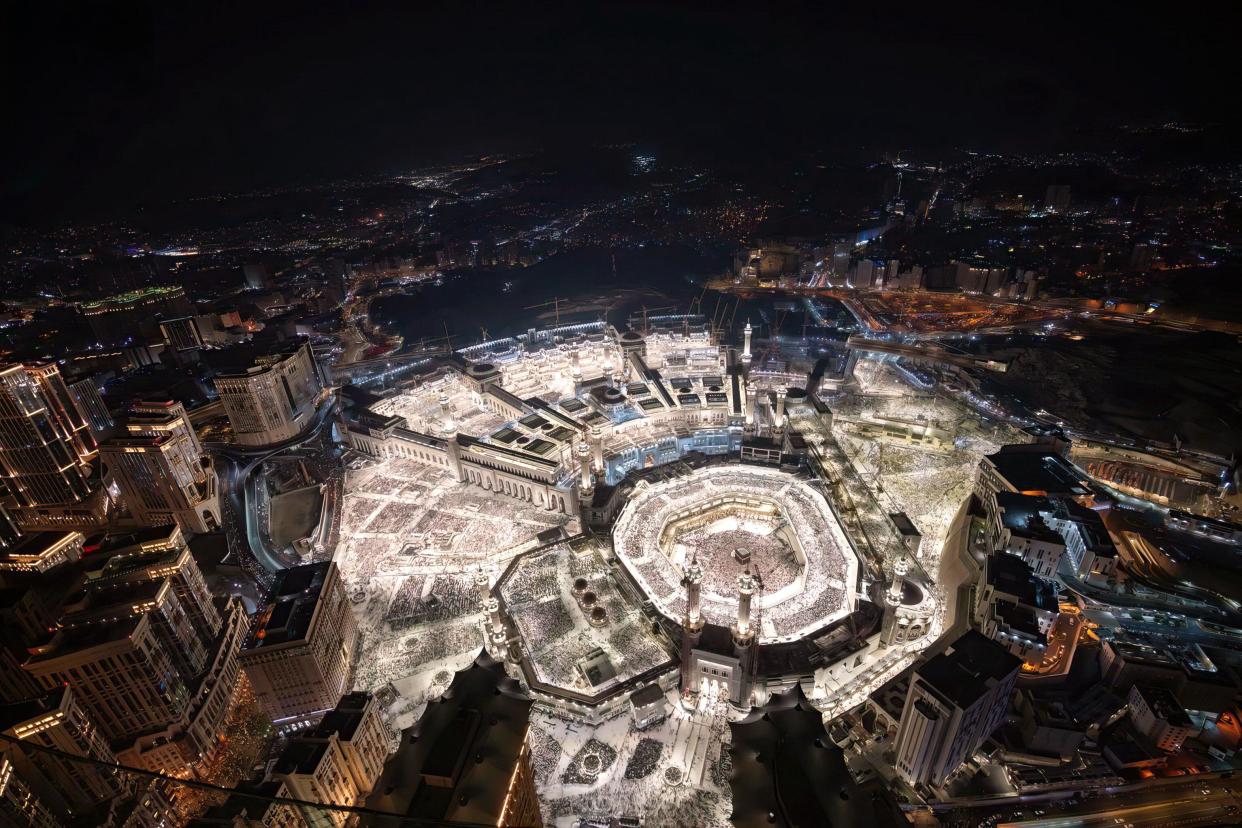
[244,561,331,649]
[987,449,1091,496]
[919,630,1021,711]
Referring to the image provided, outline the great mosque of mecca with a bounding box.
[337,314,941,718]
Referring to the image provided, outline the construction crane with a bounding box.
[689,283,709,316]
[525,297,566,327]
[757,308,788,367]
[638,304,678,336]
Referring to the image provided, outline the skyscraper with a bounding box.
[894,630,1021,788]
[159,315,206,352]
[0,686,129,820]
[0,363,110,531]
[18,541,245,774]
[66,376,116,442]
[100,400,220,533]
[212,340,326,446]
[240,562,358,724]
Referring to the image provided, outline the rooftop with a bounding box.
[361,651,532,826]
[244,561,332,649]
[729,684,897,828]
[986,448,1092,497]
[0,687,67,732]
[918,630,1021,711]
[1134,684,1193,728]
[985,552,1058,610]
[994,491,1063,544]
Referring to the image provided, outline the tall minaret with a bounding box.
[731,566,759,709]
[577,441,594,494]
[571,349,582,384]
[438,391,456,434]
[685,556,704,627]
[774,388,787,434]
[602,356,615,388]
[888,556,910,604]
[590,426,605,473]
[734,566,756,641]
[474,567,491,608]
[679,555,706,701]
[744,380,756,429]
[742,320,753,365]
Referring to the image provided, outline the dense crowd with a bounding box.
[613,467,856,638]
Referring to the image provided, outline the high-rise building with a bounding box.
[240,562,358,724]
[0,754,61,827]
[100,400,220,533]
[212,340,325,446]
[195,692,388,828]
[81,525,220,641]
[0,507,22,550]
[0,686,129,820]
[311,691,390,794]
[362,650,541,828]
[19,542,245,774]
[894,630,1020,788]
[267,694,389,827]
[66,376,116,442]
[159,316,206,352]
[0,530,84,574]
[0,363,111,531]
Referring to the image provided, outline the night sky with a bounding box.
[3,2,1236,224]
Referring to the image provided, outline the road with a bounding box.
[208,399,343,577]
[942,773,1242,828]
[997,788,1242,827]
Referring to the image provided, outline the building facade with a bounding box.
[894,631,1021,789]
[101,400,221,534]
[240,562,358,724]
[213,341,325,446]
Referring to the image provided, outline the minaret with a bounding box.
[590,426,605,473]
[571,350,582,384]
[742,320,753,365]
[577,441,594,494]
[732,566,759,709]
[888,556,910,604]
[744,380,756,429]
[679,555,706,702]
[685,556,703,627]
[602,356,614,388]
[881,557,912,648]
[774,388,787,434]
[734,566,756,641]
[441,391,463,480]
[438,391,456,434]
[487,597,506,647]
